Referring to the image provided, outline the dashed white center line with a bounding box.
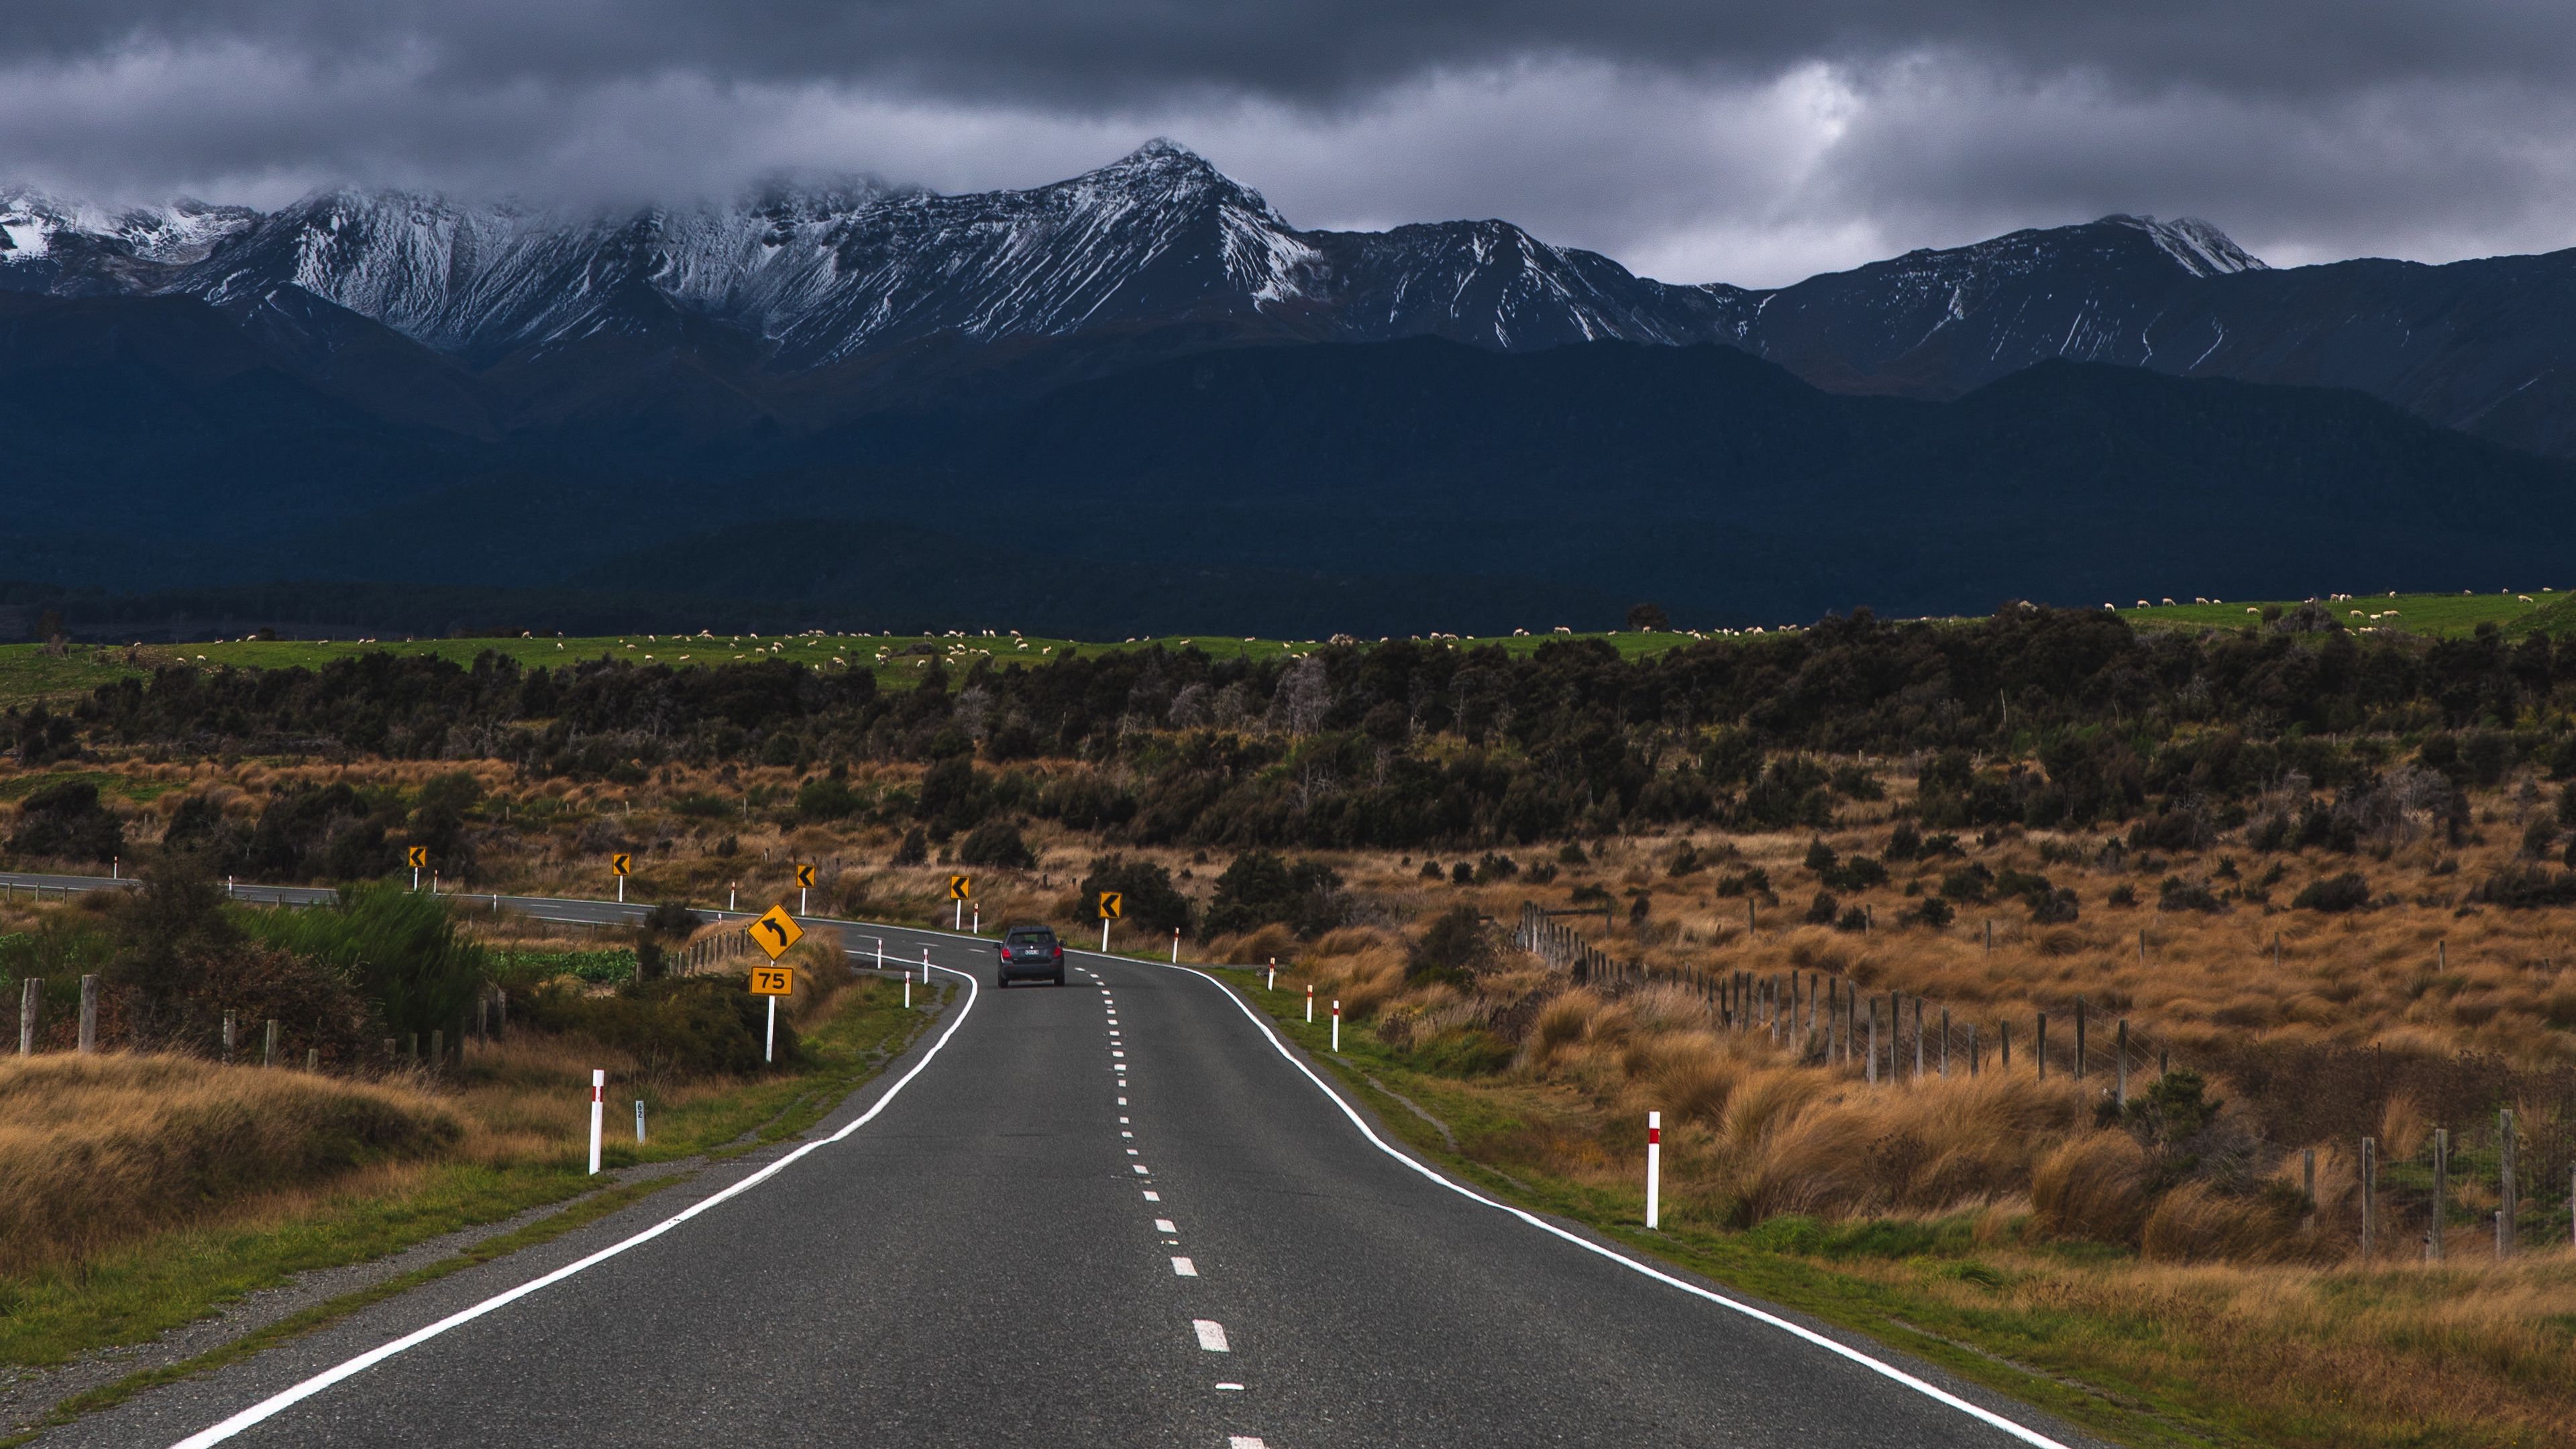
[1119,1116,1130,1124]
[1228,1436,1265,1447]
[1134,1165,1151,1175]
[1155,1218,1177,1234]
[1171,1256,1198,1277]
[1142,1189,1161,1201]
[1113,1051,1126,1058]
[1122,1130,1134,1138]
[1118,1097,1129,1106]
[1128,1148,1140,1156]
[1193,1320,1230,1352]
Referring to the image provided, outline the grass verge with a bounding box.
[1206,965,2566,1449]
[0,975,934,1378]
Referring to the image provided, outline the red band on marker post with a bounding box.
[1649,1124,1662,1144]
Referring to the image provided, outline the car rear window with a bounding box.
[1006,930,1055,945]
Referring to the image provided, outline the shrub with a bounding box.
[9,780,124,863]
[955,820,1037,869]
[1205,851,1347,938]
[1715,866,1772,898]
[1078,856,1193,934]
[2292,872,2373,912]
[1805,890,1840,925]
[891,827,928,866]
[240,881,486,1040]
[796,776,861,821]
[1450,861,1473,885]
[1911,896,1955,928]
[2158,876,2226,913]
[1885,820,1923,861]
[643,900,701,935]
[1406,905,1492,983]
[1474,852,1519,883]
[519,976,781,1076]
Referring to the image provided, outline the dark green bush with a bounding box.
[9,780,124,863]
[2292,872,2374,912]
[519,976,783,1075]
[956,819,1037,869]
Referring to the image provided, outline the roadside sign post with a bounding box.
[1305,983,1313,1023]
[407,845,427,892]
[1332,1000,1341,1052]
[611,853,632,904]
[973,904,980,934]
[746,906,804,1065]
[588,1070,604,1175]
[1098,891,1122,953]
[1171,928,1179,963]
[635,1099,646,1144]
[1646,1111,1663,1229]
[796,863,816,916]
[949,875,972,930]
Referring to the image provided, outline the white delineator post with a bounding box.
[801,885,809,915]
[973,905,980,934]
[1305,984,1314,1023]
[904,976,911,1009]
[1646,1111,1662,1229]
[875,938,885,971]
[1331,1000,1341,1053]
[920,947,930,985]
[1268,959,1277,990]
[1102,918,1111,953]
[616,874,624,904]
[1171,928,1180,963]
[588,1071,604,1175]
[635,1099,646,1143]
[765,994,777,1064]
[954,898,962,930]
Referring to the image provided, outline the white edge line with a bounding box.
[166,958,982,1448]
[1135,955,2078,1449]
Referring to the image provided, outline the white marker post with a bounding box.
[801,885,809,916]
[1171,928,1180,963]
[1646,1110,1662,1230]
[904,976,911,1009]
[729,883,737,911]
[616,873,624,904]
[1305,983,1314,1023]
[920,947,930,985]
[634,1099,645,1144]
[1268,959,1277,990]
[1102,918,1111,953]
[875,938,885,972]
[954,898,963,931]
[1331,1000,1341,1053]
[973,905,980,934]
[588,1071,605,1175]
[764,994,777,1064]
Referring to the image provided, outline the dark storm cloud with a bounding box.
[5,1,2573,285]
[15,1,2574,100]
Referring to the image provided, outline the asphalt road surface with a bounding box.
[11,875,2102,1448]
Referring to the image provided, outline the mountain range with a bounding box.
[6,140,2576,637]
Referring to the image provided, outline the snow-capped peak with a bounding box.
[2109,215,2265,276]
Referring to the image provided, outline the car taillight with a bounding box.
[1053,946,1063,959]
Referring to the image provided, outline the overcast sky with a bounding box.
[6,1,2573,286]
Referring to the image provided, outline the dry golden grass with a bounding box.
[0,1053,458,1276]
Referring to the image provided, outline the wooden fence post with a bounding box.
[2000,1020,2010,1072]
[78,974,97,1054]
[1968,1022,1979,1076]
[2074,998,2086,1081]
[17,977,36,1055]
[264,1018,278,1067]
[1940,1008,1951,1078]
[2036,1013,2048,1080]
[1912,998,1923,1080]
[2430,1128,2449,1261]
[222,1010,237,1063]
[2360,1136,2376,1256]
[2302,1147,2316,1228]
[2498,1108,2517,1259]
[1867,997,1879,1084]
[2115,1020,2129,1108]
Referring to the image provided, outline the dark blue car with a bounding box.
[995,925,1066,987]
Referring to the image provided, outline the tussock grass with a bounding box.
[0,1054,457,1277]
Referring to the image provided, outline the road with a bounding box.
[7,873,2100,1448]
